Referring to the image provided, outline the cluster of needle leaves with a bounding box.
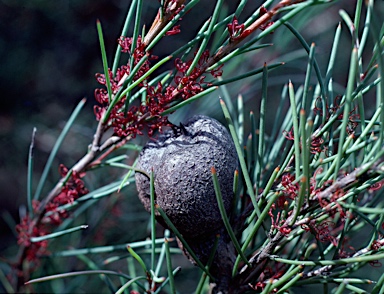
[1,0,384,293]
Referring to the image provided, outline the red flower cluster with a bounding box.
[227,6,274,43]
[273,170,346,240]
[315,221,338,245]
[300,209,350,249]
[275,173,299,209]
[16,165,88,265]
[41,164,89,225]
[94,35,164,137]
[227,16,245,42]
[258,6,274,31]
[249,264,285,292]
[163,0,185,18]
[269,207,292,236]
[318,188,347,218]
[369,180,384,192]
[283,128,326,155]
[281,173,299,198]
[314,96,360,135]
[16,216,48,264]
[371,239,383,251]
[174,50,223,98]
[166,25,181,36]
[94,35,223,138]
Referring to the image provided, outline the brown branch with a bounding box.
[89,136,130,167]
[36,119,107,217]
[302,237,384,279]
[13,119,125,289]
[312,160,383,202]
[143,0,186,46]
[236,214,295,286]
[233,157,384,288]
[204,0,307,70]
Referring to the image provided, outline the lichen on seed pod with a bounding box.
[135,115,238,239]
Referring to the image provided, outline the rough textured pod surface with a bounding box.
[135,115,237,239]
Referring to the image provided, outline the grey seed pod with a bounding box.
[135,115,238,239]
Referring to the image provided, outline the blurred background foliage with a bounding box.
[1,0,383,292]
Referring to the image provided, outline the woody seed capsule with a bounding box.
[135,115,237,239]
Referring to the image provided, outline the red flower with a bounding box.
[55,164,88,207]
[227,16,245,42]
[283,128,326,154]
[16,216,49,264]
[281,173,299,200]
[94,35,165,138]
[269,208,291,237]
[258,6,274,31]
[15,164,89,270]
[369,180,384,192]
[94,36,223,139]
[371,240,383,251]
[314,96,360,135]
[315,221,337,245]
[166,25,181,36]
[310,136,325,154]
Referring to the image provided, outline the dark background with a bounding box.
[0,0,137,246]
[1,1,383,287]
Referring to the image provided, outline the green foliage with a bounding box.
[2,0,384,293]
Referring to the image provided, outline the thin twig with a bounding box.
[302,237,384,279]
[205,0,307,69]
[15,119,112,288]
[143,0,187,46]
[235,156,384,287]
